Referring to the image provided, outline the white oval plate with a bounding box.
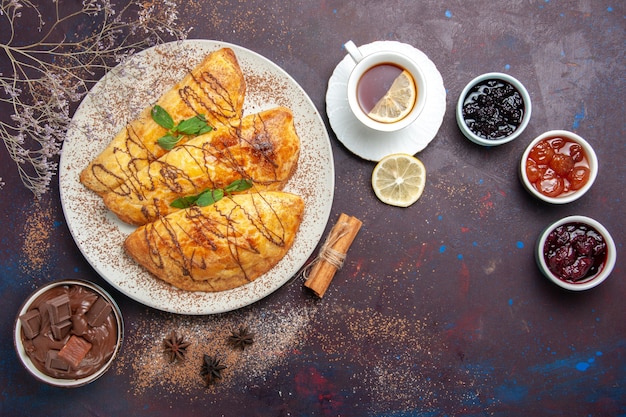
[326,41,446,161]
[59,40,334,315]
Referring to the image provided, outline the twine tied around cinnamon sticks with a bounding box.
[303,213,362,298]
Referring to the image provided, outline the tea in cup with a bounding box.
[345,40,427,132]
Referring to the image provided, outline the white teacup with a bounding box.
[345,40,427,132]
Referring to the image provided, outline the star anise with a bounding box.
[162,331,191,363]
[200,354,227,385]
[228,325,255,350]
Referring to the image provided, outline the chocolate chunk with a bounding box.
[19,309,42,339]
[58,335,92,368]
[45,350,70,373]
[46,294,71,324]
[51,320,72,341]
[86,296,112,327]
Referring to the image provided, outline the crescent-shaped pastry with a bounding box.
[102,106,300,226]
[124,191,305,292]
[80,48,246,195]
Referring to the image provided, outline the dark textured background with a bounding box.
[1,1,624,416]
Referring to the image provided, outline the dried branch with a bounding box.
[0,0,190,197]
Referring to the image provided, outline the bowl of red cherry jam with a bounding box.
[536,216,616,291]
[520,130,598,204]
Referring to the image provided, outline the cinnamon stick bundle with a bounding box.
[304,213,362,298]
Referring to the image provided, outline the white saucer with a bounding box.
[326,41,447,161]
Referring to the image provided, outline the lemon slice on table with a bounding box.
[368,70,416,123]
[372,153,426,207]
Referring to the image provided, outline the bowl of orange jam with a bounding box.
[520,130,598,204]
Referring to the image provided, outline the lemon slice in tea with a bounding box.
[368,70,416,123]
[372,153,426,207]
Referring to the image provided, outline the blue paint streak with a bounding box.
[437,215,443,221]
[576,362,590,371]
[504,64,511,70]
[445,9,452,18]
[607,6,613,12]
[508,298,514,306]
[572,105,585,129]
[516,241,524,249]
[457,254,463,260]
[439,245,446,253]
[494,379,529,403]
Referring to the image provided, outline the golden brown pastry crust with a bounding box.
[123,192,305,292]
[79,48,246,195]
[102,106,300,226]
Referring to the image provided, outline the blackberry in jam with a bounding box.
[462,79,525,140]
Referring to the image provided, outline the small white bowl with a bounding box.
[456,72,532,146]
[14,279,123,387]
[536,216,616,291]
[520,130,598,204]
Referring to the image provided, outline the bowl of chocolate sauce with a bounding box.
[456,72,532,146]
[14,279,123,387]
[536,216,616,291]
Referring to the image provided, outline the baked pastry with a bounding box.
[102,106,300,226]
[80,48,246,195]
[124,191,305,292]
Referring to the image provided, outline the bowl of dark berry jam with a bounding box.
[520,130,598,204]
[536,216,616,291]
[456,72,531,146]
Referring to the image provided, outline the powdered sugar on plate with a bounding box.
[59,40,334,315]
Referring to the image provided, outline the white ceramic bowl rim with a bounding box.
[14,279,124,387]
[520,130,598,204]
[536,215,616,291]
[456,72,532,146]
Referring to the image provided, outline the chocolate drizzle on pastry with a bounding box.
[80,48,246,195]
[102,107,300,226]
[81,48,305,294]
[124,191,305,292]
